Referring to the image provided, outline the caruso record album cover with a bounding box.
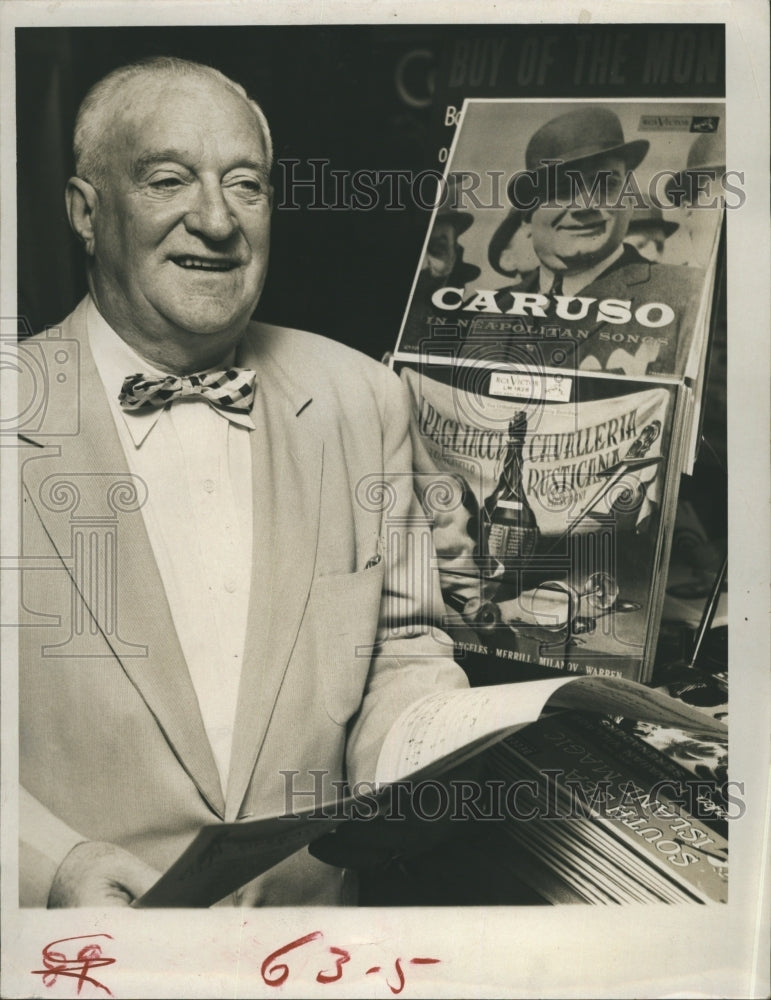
[391,96,725,687]
[0,3,768,998]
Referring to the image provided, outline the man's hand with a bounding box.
[48,841,161,908]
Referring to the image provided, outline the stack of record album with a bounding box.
[482,712,728,904]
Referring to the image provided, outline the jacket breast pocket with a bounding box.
[310,562,386,727]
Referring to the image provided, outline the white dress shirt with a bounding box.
[87,297,253,792]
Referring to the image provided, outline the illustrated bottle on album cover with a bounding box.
[484,411,540,560]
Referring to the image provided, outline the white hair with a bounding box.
[73,56,273,186]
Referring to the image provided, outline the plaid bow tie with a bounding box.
[119,368,257,414]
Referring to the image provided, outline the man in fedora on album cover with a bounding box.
[400,175,481,350]
[624,203,679,264]
[489,106,705,378]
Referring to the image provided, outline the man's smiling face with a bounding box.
[527,155,632,275]
[87,73,272,358]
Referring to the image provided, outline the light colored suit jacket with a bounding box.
[18,298,467,906]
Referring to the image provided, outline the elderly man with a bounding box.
[18,56,467,907]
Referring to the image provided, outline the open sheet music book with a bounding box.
[137,674,726,907]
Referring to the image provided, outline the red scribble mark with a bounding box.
[31,935,116,997]
[385,957,441,993]
[261,934,441,991]
[316,946,351,984]
[260,931,322,987]
[386,957,406,995]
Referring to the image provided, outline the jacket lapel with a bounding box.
[225,339,323,820]
[21,300,226,818]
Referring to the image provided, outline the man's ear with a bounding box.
[65,177,98,255]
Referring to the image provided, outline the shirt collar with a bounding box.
[538,244,625,299]
[86,297,255,447]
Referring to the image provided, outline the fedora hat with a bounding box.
[525,106,649,173]
[433,172,475,235]
[664,132,725,205]
[433,202,474,236]
[627,204,679,238]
